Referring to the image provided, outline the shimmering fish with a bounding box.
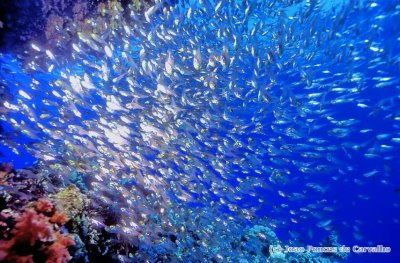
[0,1,399,260]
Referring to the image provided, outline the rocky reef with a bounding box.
[0,0,156,51]
[0,162,348,262]
[0,165,74,262]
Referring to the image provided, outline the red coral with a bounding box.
[5,254,34,263]
[13,209,54,246]
[0,239,14,261]
[55,233,75,247]
[36,199,55,215]
[0,196,75,263]
[45,234,75,263]
[50,212,69,225]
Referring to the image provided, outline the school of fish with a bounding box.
[0,0,399,259]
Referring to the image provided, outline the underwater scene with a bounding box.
[0,0,399,262]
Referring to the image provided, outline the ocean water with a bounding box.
[0,0,399,262]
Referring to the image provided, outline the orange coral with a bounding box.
[50,212,69,225]
[0,239,14,261]
[45,233,75,263]
[13,209,54,246]
[36,199,55,215]
[45,242,71,263]
[54,233,75,247]
[5,254,34,263]
[0,199,75,263]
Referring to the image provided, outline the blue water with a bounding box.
[1,0,400,262]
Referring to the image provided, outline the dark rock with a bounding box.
[169,234,177,243]
[262,245,270,257]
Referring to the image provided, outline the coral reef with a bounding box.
[321,234,349,261]
[0,163,77,263]
[0,201,74,263]
[36,198,55,215]
[0,162,349,262]
[0,163,13,183]
[0,0,156,51]
[51,185,88,219]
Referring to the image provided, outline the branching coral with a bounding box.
[36,199,55,215]
[50,212,69,225]
[12,209,54,246]
[0,199,75,263]
[45,233,75,263]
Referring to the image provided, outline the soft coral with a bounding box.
[0,199,75,263]
[36,199,55,216]
[4,254,34,263]
[49,212,68,225]
[13,209,55,246]
[45,233,75,263]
